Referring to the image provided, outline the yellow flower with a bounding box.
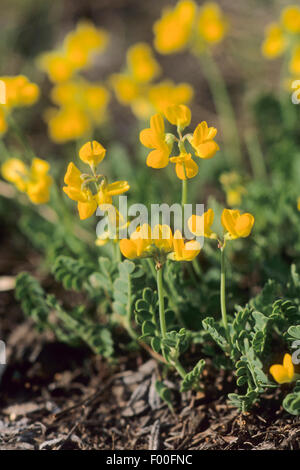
[148,80,194,114]
[37,52,75,83]
[127,43,161,84]
[290,45,300,75]
[64,21,109,69]
[269,354,296,384]
[96,180,130,206]
[110,74,140,105]
[169,230,201,261]
[120,224,153,259]
[262,23,286,59]
[197,2,228,44]
[153,0,196,54]
[188,208,216,239]
[221,209,254,240]
[1,158,28,191]
[1,158,52,204]
[63,162,97,220]
[79,140,106,167]
[0,75,40,108]
[151,224,174,253]
[169,152,198,180]
[140,113,171,168]
[46,106,91,143]
[191,121,219,159]
[164,104,191,130]
[297,197,300,211]
[281,5,300,34]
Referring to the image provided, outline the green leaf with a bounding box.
[180,359,205,392]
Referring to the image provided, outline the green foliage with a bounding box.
[282,381,300,416]
[180,359,205,392]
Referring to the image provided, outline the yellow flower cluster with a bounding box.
[110,42,193,120]
[38,22,110,143]
[140,104,219,180]
[63,140,130,220]
[1,157,52,204]
[0,75,40,135]
[188,208,254,243]
[219,171,246,207]
[120,224,200,263]
[38,21,109,82]
[153,0,227,55]
[262,5,300,79]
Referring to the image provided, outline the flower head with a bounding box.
[63,162,97,220]
[269,354,296,384]
[188,208,216,239]
[164,104,191,130]
[153,0,196,54]
[148,80,194,114]
[140,113,171,168]
[281,5,300,34]
[79,140,106,167]
[1,157,52,204]
[262,23,286,59]
[290,45,300,75]
[127,43,161,84]
[169,230,201,261]
[221,208,254,240]
[197,2,228,44]
[191,121,219,159]
[169,152,198,180]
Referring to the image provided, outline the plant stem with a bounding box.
[220,247,231,350]
[173,359,187,379]
[192,257,201,277]
[181,177,187,208]
[157,266,167,339]
[244,128,267,180]
[199,50,242,166]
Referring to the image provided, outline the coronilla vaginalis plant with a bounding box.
[1,2,300,419]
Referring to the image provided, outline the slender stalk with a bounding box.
[157,267,167,339]
[244,129,267,180]
[220,247,231,350]
[199,50,242,166]
[173,359,187,379]
[181,177,187,208]
[192,257,201,277]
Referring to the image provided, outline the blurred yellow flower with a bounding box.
[219,171,246,207]
[262,23,286,59]
[190,121,219,159]
[197,2,228,44]
[0,108,8,134]
[164,104,191,130]
[188,208,216,239]
[153,0,196,54]
[148,80,194,114]
[38,21,109,83]
[169,230,201,261]
[281,5,300,34]
[169,152,198,180]
[270,354,296,384]
[1,157,52,204]
[221,208,254,240]
[127,43,161,84]
[79,140,106,167]
[140,113,171,168]
[290,45,300,75]
[0,75,40,108]
[297,197,300,211]
[46,106,91,143]
[110,74,140,105]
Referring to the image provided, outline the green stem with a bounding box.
[173,359,187,379]
[192,257,201,277]
[157,266,167,339]
[181,177,187,208]
[244,129,267,180]
[220,247,231,351]
[199,50,242,166]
